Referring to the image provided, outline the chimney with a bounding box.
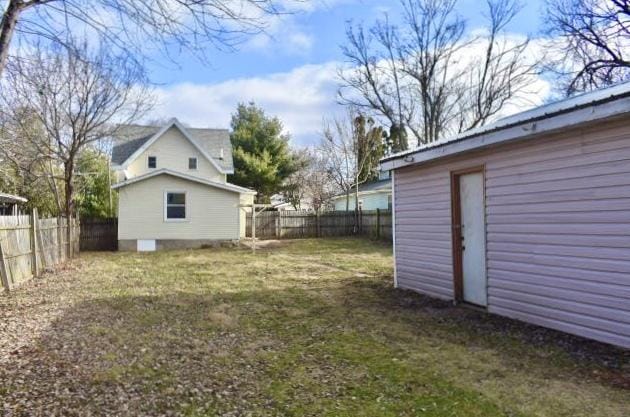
[219,148,224,160]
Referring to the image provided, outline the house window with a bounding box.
[165,192,186,220]
[188,157,197,170]
[387,195,392,211]
[148,156,157,169]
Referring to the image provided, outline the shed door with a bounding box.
[459,172,487,306]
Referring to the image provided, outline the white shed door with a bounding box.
[459,172,487,306]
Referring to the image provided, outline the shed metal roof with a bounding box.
[381,82,630,171]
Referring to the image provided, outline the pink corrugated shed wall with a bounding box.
[394,119,630,348]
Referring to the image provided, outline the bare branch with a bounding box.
[0,0,297,77]
[545,0,630,95]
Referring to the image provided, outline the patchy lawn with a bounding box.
[0,238,628,416]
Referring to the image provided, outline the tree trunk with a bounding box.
[354,174,360,233]
[46,159,64,215]
[64,161,75,259]
[0,1,21,77]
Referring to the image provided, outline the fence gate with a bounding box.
[80,218,118,251]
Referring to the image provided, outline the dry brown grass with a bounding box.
[0,238,627,416]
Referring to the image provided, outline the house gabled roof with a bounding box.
[381,81,630,171]
[111,118,234,173]
[111,168,256,195]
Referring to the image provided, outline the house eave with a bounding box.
[111,169,256,195]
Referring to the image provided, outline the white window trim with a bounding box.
[148,155,157,169]
[164,190,189,222]
[188,157,198,170]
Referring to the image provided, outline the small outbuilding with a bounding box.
[0,192,28,216]
[381,83,630,348]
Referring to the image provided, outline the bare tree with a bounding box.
[456,0,537,130]
[319,110,384,219]
[304,152,337,213]
[339,0,541,148]
[0,111,64,214]
[283,148,337,212]
[0,0,292,77]
[320,116,355,212]
[339,20,411,152]
[545,0,630,95]
[0,40,152,255]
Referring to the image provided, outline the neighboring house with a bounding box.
[381,82,630,348]
[0,193,27,216]
[270,194,311,211]
[331,177,391,211]
[111,118,256,251]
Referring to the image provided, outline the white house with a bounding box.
[330,178,392,211]
[111,118,255,251]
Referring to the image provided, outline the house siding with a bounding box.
[118,175,240,241]
[332,192,391,211]
[394,119,630,348]
[126,126,226,182]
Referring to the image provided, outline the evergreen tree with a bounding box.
[229,103,301,203]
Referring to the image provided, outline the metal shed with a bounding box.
[381,83,630,348]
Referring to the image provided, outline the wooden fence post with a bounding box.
[0,240,10,290]
[57,216,63,262]
[30,208,39,277]
[68,217,73,259]
[376,208,380,239]
[276,211,281,238]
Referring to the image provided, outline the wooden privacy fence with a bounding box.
[0,211,79,290]
[246,210,392,240]
[80,218,118,251]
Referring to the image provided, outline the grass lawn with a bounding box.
[0,238,628,416]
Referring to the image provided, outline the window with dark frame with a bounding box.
[166,192,186,220]
[148,156,157,168]
[188,157,197,170]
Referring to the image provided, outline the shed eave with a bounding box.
[381,92,630,171]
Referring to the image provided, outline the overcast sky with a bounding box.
[147,0,548,147]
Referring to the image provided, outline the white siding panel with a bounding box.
[394,119,630,347]
[126,126,225,182]
[118,174,240,240]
